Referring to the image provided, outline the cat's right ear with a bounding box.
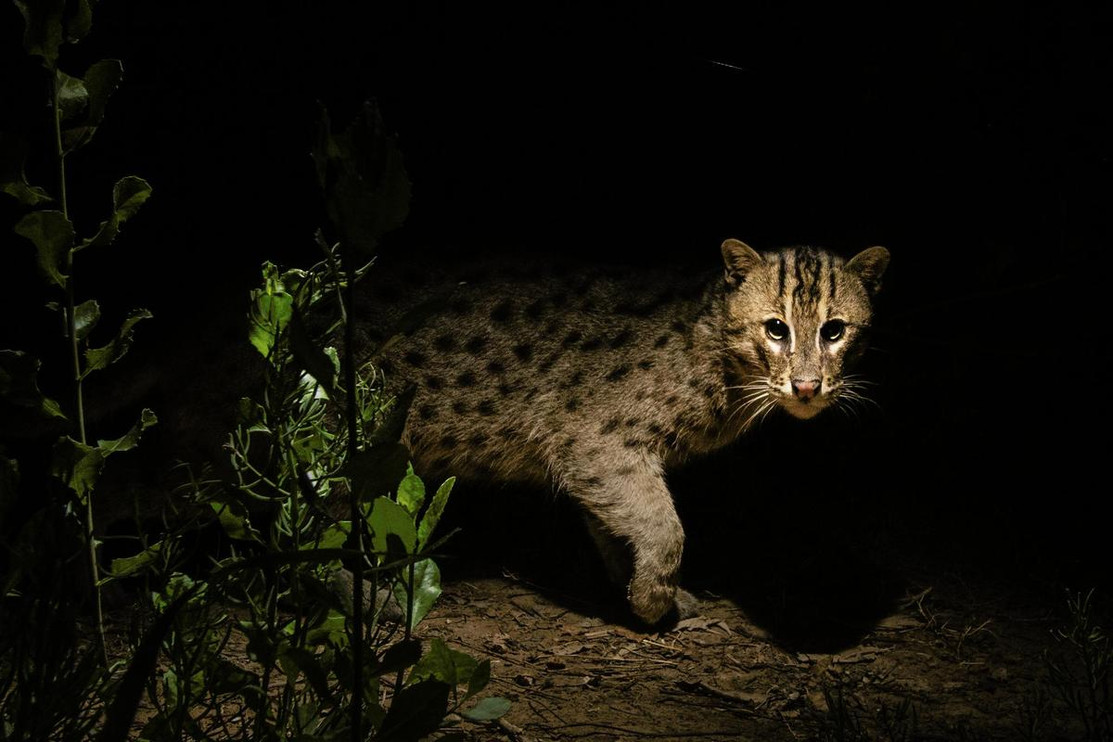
[721,239,763,287]
[846,246,890,296]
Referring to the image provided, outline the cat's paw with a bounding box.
[629,581,701,628]
[629,576,679,625]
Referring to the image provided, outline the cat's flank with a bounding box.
[356,239,890,625]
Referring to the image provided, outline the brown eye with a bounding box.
[821,320,846,342]
[764,319,789,341]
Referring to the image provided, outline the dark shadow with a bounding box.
[432,479,635,625]
[671,413,907,652]
[432,407,907,645]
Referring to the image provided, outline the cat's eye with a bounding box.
[821,320,846,343]
[764,319,789,341]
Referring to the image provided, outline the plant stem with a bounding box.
[53,66,108,668]
[343,250,364,741]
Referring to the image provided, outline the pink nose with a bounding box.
[792,379,821,400]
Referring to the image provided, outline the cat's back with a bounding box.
[352,253,718,479]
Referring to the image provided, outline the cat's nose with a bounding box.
[791,379,821,400]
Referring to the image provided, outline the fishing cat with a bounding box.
[354,239,889,624]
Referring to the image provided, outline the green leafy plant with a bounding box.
[120,253,505,740]
[1,3,155,739]
[3,0,154,660]
[817,688,919,742]
[106,104,507,739]
[1044,589,1112,742]
[2,3,507,737]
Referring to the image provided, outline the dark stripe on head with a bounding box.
[792,247,822,308]
[828,254,837,305]
[777,253,787,300]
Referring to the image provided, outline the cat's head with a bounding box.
[719,239,889,420]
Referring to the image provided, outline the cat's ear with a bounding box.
[846,246,890,296]
[721,239,763,286]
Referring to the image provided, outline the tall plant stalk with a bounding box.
[342,259,365,741]
[51,65,108,668]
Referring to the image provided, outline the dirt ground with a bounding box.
[422,571,1051,741]
[400,470,1100,742]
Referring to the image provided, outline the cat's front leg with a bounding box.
[563,451,692,625]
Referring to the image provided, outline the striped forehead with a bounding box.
[774,247,840,318]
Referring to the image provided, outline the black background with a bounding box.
[2,3,1109,606]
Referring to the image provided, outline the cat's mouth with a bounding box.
[780,395,829,420]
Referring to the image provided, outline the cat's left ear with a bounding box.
[721,239,763,287]
[846,246,890,296]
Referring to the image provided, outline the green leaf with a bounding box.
[369,384,414,447]
[248,263,294,357]
[408,637,478,688]
[0,454,20,525]
[152,572,200,610]
[63,59,123,152]
[392,558,441,631]
[97,407,157,454]
[288,305,339,397]
[79,175,152,251]
[371,639,422,677]
[347,442,410,505]
[209,497,261,542]
[312,521,351,550]
[303,607,348,648]
[368,496,416,556]
[109,539,168,578]
[56,69,89,123]
[84,308,152,375]
[315,100,411,258]
[204,657,259,697]
[63,0,93,43]
[417,476,454,548]
[112,174,151,222]
[0,133,53,206]
[12,0,65,67]
[0,350,66,429]
[377,680,449,742]
[74,299,100,340]
[15,209,74,288]
[278,646,336,707]
[461,696,511,722]
[396,466,425,516]
[48,410,155,502]
[50,436,104,502]
[466,658,491,699]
